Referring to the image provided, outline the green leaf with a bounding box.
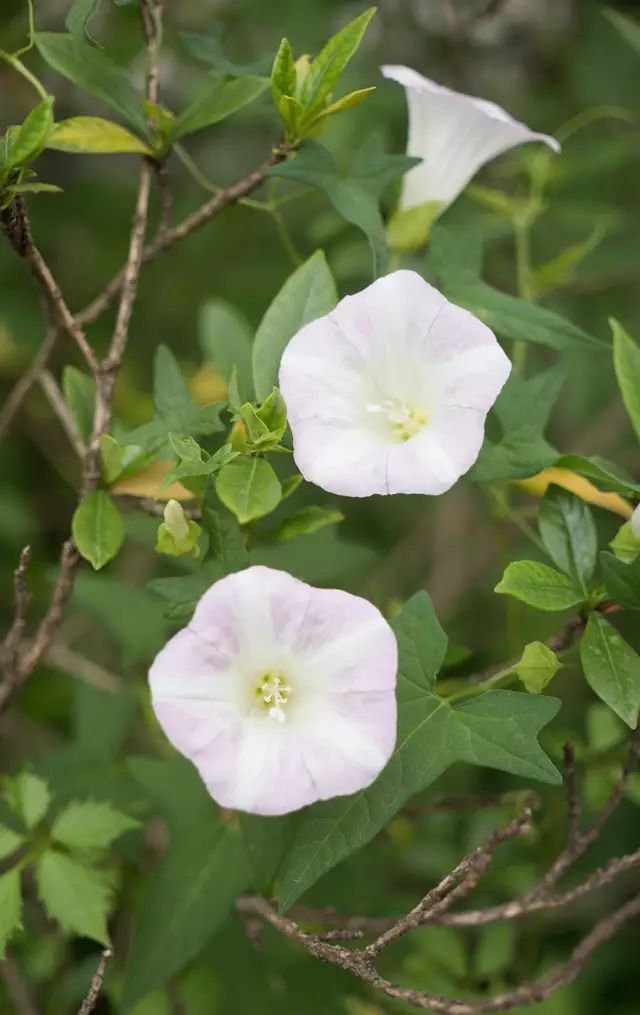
[266,505,343,542]
[281,474,303,500]
[0,825,24,862]
[198,298,254,401]
[123,760,251,1010]
[514,641,561,693]
[0,870,22,959]
[429,225,604,351]
[539,486,597,594]
[495,561,585,611]
[201,488,249,573]
[72,491,125,570]
[100,434,144,485]
[49,116,151,154]
[238,813,294,895]
[5,772,51,829]
[581,613,640,728]
[472,365,565,483]
[36,850,111,944]
[610,521,640,564]
[66,0,102,40]
[270,138,418,274]
[252,250,337,400]
[271,37,297,104]
[612,318,640,442]
[7,97,54,170]
[277,593,560,910]
[300,7,376,119]
[216,457,281,524]
[62,365,95,444]
[179,30,271,79]
[172,76,268,139]
[52,800,139,852]
[126,345,224,452]
[600,551,640,610]
[148,563,222,623]
[552,454,640,500]
[35,33,147,135]
[604,7,640,55]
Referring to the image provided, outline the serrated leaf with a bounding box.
[539,486,597,593]
[216,457,281,524]
[172,76,268,139]
[49,116,151,154]
[72,491,124,570]
[581,613,640,728]
[252,250,337,400]
[36,850,111,944]
[62,365,95,443]
[35,33,147,135]
[0,825,24,862]
[52,800,139,852]
[270,138,418,275]
[514,641,561,693]
[300,7,376,119]
[277,593,560,910]
[7,97,54,170]
[600,551,640,610]
[612,318,640,442]
[5,772,51,829]
[0,870,22,959]
[495,560,585,611]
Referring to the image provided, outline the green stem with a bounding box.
[448,666,516,704]
[270,207,302,266]
[0,51,48,100]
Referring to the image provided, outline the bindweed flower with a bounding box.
[632,504,640,537]
[381,64,560,217]
[279,270,511,497]
[148,565,397,815]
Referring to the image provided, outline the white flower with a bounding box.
[381,65,560,214]
[632,504,640,537]
[148,565,397,816]
[279,270,511,497]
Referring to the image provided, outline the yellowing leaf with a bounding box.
[111,460,194,502]
[49,116,152,154]
[515,467,632,519]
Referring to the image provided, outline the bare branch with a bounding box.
[0,547,32,709]
[77,948,112,1015]
[0,327,58,441]
[37,369,85,458]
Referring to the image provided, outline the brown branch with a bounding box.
[77,948,112,1015]
[0,327,58,441]
[0,958,39,1015]
[77,148,286,329]
[0,547,32,709]
[37,369,85,458]
[239,889,640,1014]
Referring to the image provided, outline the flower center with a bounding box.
[256,671,291,723]
[366,398,428,442]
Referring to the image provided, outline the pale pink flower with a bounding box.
[279,270,511,497]
[148,566,397,816]
[381,65,560,214]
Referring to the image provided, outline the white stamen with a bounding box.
[260,674,291,723]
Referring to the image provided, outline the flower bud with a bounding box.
[156,499,201,558]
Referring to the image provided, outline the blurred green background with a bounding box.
[1,0,640,1011]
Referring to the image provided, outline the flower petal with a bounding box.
[381,64,560,212]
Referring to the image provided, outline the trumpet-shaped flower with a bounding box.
[279,270,511,497]
[148,565,397,816]
[381,65,560,214]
